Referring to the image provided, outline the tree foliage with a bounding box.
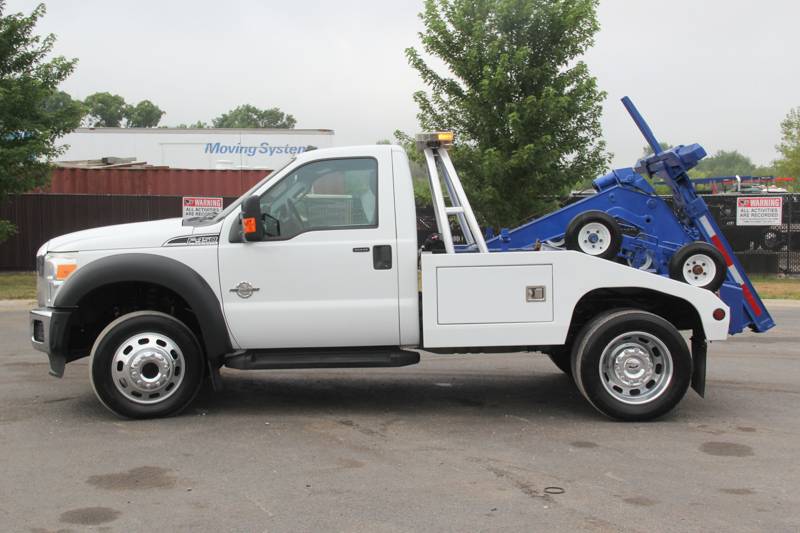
[83,92,165,127]
[406,0,608,227]
[83,91,127,127]
[692,149,757,178]
[175,120,209,129]
[125,99,164,128]
[0,1,82,242]
[776,107,800,180]
[212,104,296,129]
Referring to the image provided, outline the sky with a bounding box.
[6,0,800,168]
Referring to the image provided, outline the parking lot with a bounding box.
[1,300,798,532]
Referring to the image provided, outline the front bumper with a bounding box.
[30,307,72,377]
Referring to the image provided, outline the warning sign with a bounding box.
[736,196,783,226]
[182,197,223,219]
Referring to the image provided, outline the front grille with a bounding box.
[32,320,44,342]
[36,255,44,276]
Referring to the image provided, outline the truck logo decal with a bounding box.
[163,234,219,247]
[230,281,259,299]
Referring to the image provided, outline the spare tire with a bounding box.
[565,211,623,260]
[668,241,727,291]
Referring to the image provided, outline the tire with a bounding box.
[571,309,692,421]
[668,242,726,291]
[565,211,622,260]
[545,346,572,377]
[90,311,205,419]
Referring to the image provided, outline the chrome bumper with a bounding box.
[30,308,68,377]
[30,308,52,353]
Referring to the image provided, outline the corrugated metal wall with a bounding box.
[0,194,236,270]
[44,167,267,196]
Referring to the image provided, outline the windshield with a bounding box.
[193,158,296,224]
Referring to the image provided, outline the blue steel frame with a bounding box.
[477,97,774,334]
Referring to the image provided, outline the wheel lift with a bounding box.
[418,98,774,335]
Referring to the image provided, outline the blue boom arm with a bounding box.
[482,97,774,334]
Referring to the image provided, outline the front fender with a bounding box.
[54,253,232,364]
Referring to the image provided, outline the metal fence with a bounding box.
[0,194,235,270]
[3,192,800,273]
[417,194,800,275]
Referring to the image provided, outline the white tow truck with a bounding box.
[30,132,731,420]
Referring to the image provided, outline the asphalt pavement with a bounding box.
[1,299,798,532]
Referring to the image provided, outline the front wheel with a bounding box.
[571,309,692,421]
[90,311,205,419]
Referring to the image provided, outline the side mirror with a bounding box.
[241,195,264,242]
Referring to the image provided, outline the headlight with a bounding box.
[42,252,79,306]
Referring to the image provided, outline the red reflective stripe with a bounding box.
[741,284,762,317]
[710,235,734,266]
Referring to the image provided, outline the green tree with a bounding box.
[83,92,127,127]
[641,142,672,158]
[0,2,82,242]
[394,130,432,205]
[692,149,756,178]
[776,107,800,179]
[176,120,209,129]
[125,99,164,127]
[212,104,296,129]
[406,0,608,228]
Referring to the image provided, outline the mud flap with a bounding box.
[691,329,707,397]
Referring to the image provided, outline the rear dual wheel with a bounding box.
[571,309,692,421]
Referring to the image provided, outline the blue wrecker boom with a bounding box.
[482,97,774,334]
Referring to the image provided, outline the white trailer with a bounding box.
[59,127,335,169]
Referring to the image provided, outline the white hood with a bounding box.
[45,218,194,253]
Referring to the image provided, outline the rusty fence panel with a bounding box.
[43,167,267,196]
[0,194,236,271]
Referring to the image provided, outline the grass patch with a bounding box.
[0,271,36,300]
[1,270,798,302]
[749,275,800,300]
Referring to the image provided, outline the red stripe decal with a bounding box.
[711,235,734,266]
[741,284,762,316]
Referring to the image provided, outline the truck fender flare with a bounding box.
[54,253,231,364]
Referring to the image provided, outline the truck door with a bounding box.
[217,153,400,349]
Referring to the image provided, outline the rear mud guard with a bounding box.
[691,328,707,397]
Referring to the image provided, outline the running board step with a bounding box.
[224,348,420,370]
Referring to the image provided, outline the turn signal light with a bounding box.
[713,308,726,321]
[243,217,257,234]
[55,263,77,281]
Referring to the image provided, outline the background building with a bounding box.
[59,128,335,170]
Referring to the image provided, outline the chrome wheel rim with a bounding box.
[682,253,717,287]
[111,332,185,404]
[599,331,673,405]
[578,222,612,255]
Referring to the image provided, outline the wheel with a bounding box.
[571,309,692,421]
[545,346,572,377]
[668,242,726,291]
[564,211,622,260]
[90,311,205,419]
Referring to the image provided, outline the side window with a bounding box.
[259,158,378,240]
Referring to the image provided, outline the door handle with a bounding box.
[372,245,392,270]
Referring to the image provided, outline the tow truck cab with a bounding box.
[31,138,732,421]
